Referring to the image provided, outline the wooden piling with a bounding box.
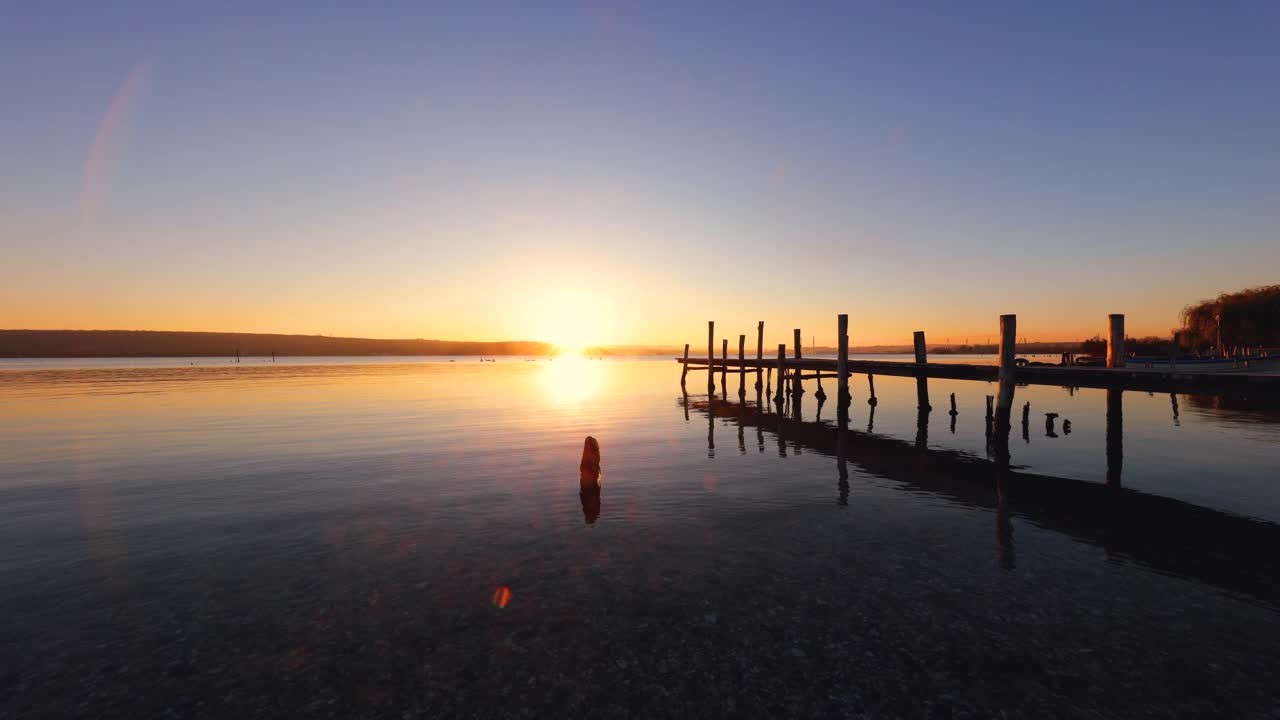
[997,314,1016,411]
[775,344,786,404]
[721,338,728,379]
[707,321,716,392]
[1170,332,1179,369]
[1107,314,1125,369]
[867,374,877,406]
[738,334,746,396]
[913,330,930,410]
[949,392,958,416]
[755,321,764,390]
[837,314,849,403]
[680,343,690,385]
[792,328,803,396]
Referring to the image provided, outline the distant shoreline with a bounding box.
[0,330,554,359]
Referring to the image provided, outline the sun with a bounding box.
[525,290,613,355]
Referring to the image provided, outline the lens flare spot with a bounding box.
[492,586,512,608]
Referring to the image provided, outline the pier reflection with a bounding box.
[685,391,1280,608]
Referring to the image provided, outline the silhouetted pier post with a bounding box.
[1022,401,1031,443]
[914,330,930,411]
[1107,314,1125,369]
[867,374,877,406]
[1106,388,1124,486]
[774,344,786,404]
[997,314,1016,412]
[949,392,958,416]
[755,321,764,389]
[707,321,715,393]
[985,395,994,425]
[738,334,746,397]
[792,328,803,397]
[680,343,690,386]
[837,314,849,405]
[1170,332,1180,369]
[721,338,728,394]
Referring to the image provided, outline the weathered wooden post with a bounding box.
[867,374,877,406]
[680,343,690,386]
[1170,332,1180,369]
[721,338,728,388]
[774,344,786,404]
[707,321,715,393]
[913,330,930,411]
[997,314,1017,412]
[837,314,849,405]
[738,334,746,396]
[1107,314,1125,369]
[755,321,764,389]
[792,328,803,397]
[949,393,958,416]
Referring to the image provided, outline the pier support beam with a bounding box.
[997,314,1017,412]
[755,321,764,389]
[707,321,715,393]
[680,343,689,387]
[774,344,786,404]
[721,338,728,393]
[792,328,803,397]
[738,334,746,397]
[913,330,930,411]
[837,314,849,405]
[1107,314,1125,369]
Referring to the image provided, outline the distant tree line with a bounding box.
[1179,285,1280,349]
[0,330,554,358]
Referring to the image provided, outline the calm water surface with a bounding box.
[2,358,1279,718]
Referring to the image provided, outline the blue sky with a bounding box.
[4,1,1278,344]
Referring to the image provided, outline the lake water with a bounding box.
[2,357,1279,718]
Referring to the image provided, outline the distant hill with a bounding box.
[0,330,554,358]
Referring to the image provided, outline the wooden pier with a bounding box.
[678,315,1280,395]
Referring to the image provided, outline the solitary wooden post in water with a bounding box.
[913,331,927,364]
[997,314,1017,412]
[707,321,715,393]
[837,314,849,404]
[680,343,690,386]
[1107,314,1125,369]
[738,334,746,396]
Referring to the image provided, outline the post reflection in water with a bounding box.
[579,436,602,525]
[1171,392,1180,427]
[915,407,929,449]
[737,398,746,455]
[836,398,850,506]
[1106,388,1123,487]
[992,377,1016,569]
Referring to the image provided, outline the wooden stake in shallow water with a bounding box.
[738,334,746,396]
[867,374,877,406]
[680,343,690,386]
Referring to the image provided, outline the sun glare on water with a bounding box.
[538,353,607,407]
